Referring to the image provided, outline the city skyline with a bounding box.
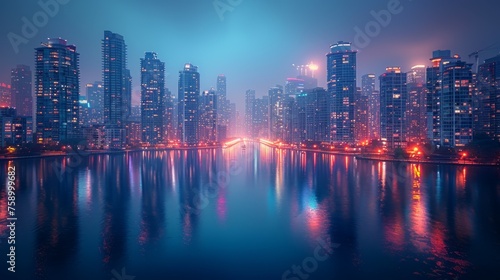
[0,0,499,109]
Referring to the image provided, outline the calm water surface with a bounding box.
[0,143,499,279]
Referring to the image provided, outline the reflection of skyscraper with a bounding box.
[11,65,32,117]
[141,52,165,145]
[407,65,427,142]
[35,38,80,144]
[102,31,128,148]
[327,41,357,143]
[86,81,104,124]
[380,67,407,149]
[178,63,200,145]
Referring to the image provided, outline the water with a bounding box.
[0,143,499,279]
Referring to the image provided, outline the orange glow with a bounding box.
[308,63,319,71]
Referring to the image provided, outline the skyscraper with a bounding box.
[86,81,104,124]
[426,50,452,145]
[407,65,427,143]
[35,38,80,144]
[199,89,218,143]
[354,87,369,142]
[245,89,255,137]
[304,87,329,142]
[216,75,227,141]
[102,30,127,148]
[141,52,165,145]
[178,63,200,145]
[327,41,357,143]
[362,74,379,140]
[380,67,408,149]
[10,65,32,117]
[164,88,174,141]
[427,51,473,147]
[478,54,500,142]
[269,85,284,141]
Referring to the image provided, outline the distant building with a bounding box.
[35,38,80,145]
[216,75,228,141]
[178,63,200,145]
[354,87,369,142]
[406,65,427,143]
[86,81,104,124]
[269,85,284,141]
[141,52,165,145]
[362,74,380,140]
[327,41,357,143]
[254,96,269,138]
[79,98,90,127]
[0,83,11,107]
[199,89,218,143]
[380,67,408,149]
[245,89,255,137]
[304,88,330,142]
[11,65,32,117]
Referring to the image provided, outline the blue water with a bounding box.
[1,143,499,279]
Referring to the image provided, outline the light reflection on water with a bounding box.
[0,143,499,279]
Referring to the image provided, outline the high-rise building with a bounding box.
[283,78,305,143]
[79,97,90,127]
[426,50,452,145]
[141,52,165,145]
[124,69,132,122]
[102,30,127,149]
[164,88,174,141]
[199,89,218,143]
[477,54,500,142]
[269,85,284,141]
[380,67,408,149]
[327,41,357,143]
[11,65,32,117]
[216,75,228,141]
[245,89,255,137]
[228,102,237,137]
[254,96,269,139]
[407,65,427,143]
[178,63,200,145]
[362,74,379,140]
[354,87,369,142]
[86,82,104,125]
[0,83,11,107]
[427,51,473,147]
[35,38,80,144]
[304,87,329,142]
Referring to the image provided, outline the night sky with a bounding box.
[1,0,499,109]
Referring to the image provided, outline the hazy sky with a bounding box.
[1,0,499,109]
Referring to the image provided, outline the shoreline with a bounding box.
[1,144,498,167]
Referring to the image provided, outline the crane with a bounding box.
[469,43,499,73]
